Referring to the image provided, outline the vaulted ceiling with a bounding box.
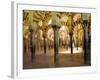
[23,10,77,27]
[23,10,91,33]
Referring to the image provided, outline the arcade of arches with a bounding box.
[23,10,91,69]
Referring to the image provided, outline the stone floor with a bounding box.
[23,47,90,69]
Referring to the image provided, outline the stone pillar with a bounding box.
[50,12,61,64]
[43,31,47,54]
[31,30,35,62]
[67,13,73,54]
[69,33,73,54]
[83,20,89,64]
[82,13,91,65]
[52,25,60,63]
[29,23,37,62]
[28,11,37,62]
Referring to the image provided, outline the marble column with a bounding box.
[83,20,89,64]
[28,11,37,62]
[43,31,47,54]
[50,12,61,64]
[68,13,73,54]
[29,21,37,62]
[69,33,73,54]
[52,25,60,64]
